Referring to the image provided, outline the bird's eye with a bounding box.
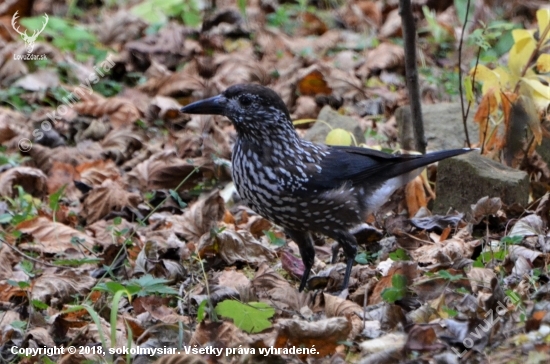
[239,95,253,106]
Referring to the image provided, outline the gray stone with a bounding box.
[303,105,364,144]
[396,102,479,151]
[433,152,529,216]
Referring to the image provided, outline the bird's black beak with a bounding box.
[180,94,227,115]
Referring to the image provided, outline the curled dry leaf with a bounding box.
[217,269,251,290]
[16,216,95,255]
[512,255,532,276]
[281,249,305,280]
[509,214,544,237]
[323,293,364,338]
[135,241,186,280]
[14,69,59,91]
[190,321,249,349]
[198,228,276,265]
[0,43,28,86]
[148,95,184,122]
[274,317,352,358]
[172,191,225,242]
[31,268,96,305]
[46,161,80,198]
[404,325,446,352]
[76,159,120,187]
[96,10,148,46]
[0,244,18,280]
[0,107,29,144]
[409,237,474,266]
[100,128,144,163]
[410,214,464,231]
[358,42,405,79]
[508,245,543,266]
[138,299,189,325]
[471,196,503,223]
[139,70,206,98]
[80,179,141,223]
[252,262,312,312]
[28,143,105,174]
[379,9,402,38]
[73,97,141,129]
[466,267,496,294]
[22,327,56,348]
[405,176,427,217]
[82,318,127,350]
[127,152,216,191]
[0,166,47,198]
[297,68,332,96]
[359,332,407,355]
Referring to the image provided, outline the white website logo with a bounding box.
[11,11,48,54]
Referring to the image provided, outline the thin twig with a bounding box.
[399,0,426,153]
[457,0,472,147]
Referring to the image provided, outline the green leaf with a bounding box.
[354,252,369,265]
[442,305,458,317]
[31,299,49,310]
[131,275,178,296]
[382,274,407,303]
[501,235,523,245]
[169,189,187,209]
[49,185,66,211]
[0,213,13,224]
[95,281,127,295]
[215,300,274,333]
[263,230,285,247]
[389,248,409,261]
[325,128,352,146]
[197,299,208,322]
[381,287,403,303]
[505,289,521,305]
[392,274,407,289]
[437,270,463,282]
[473,258,484,268]
[10,320,27,330]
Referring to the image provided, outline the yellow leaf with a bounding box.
[537,54,550,73]
[470,65,500,95]
[522,78,550,99]
[521,78,550,111]
[493,67,512,90]
[508,29,536,76]
[537,8,550,45]
[292,118,318,126]
[519,95,542,147]
[325,128,352,146]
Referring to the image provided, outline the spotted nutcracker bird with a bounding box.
[181,84,472,292]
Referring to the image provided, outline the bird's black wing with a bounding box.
[300,146,473,190]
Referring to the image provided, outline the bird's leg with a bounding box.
[326,230,357,290]
[285,229,315,292]
[331,243,340,264]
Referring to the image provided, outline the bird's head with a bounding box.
[180,84,295,141]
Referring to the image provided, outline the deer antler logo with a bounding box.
[11,11,48,54]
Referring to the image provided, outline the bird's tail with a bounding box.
[363,148,475,213]
[380,148,475,180]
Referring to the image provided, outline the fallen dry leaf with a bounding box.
[0,166,47,198]
[16,216,95,255]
